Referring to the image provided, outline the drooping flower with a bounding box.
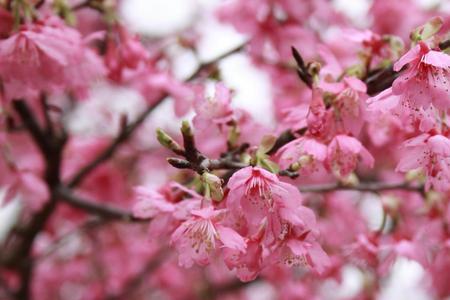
[270,229,331,275]
[326,135,374,177]
[193,83,234,131]
[307,88,336,141]
[396,134,450,191]
[223,226,265,282]
[171,206,246,268]
[321,76,368,136]
[276,137,327,176]
[392,42,450,111]
[226,167,306,232]
[0,16,105,100]
[105,24,149,82]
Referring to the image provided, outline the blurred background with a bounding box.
[2,0,450,299]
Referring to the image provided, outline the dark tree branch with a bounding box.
[5,100,67,300]
[299,181,424,193]
[439,39,450,50]
[66,96,167,188]
[56,186,145,222]
[12,100,50,155]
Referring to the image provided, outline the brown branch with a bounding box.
[365,65,399,96]
[66,96,167,188]
[71,0,103,12]
[12,100,50,155]
[56,186,145,222]
[299,181,424,193]
[439,39,450,50]
[67,42,247,189]
[5,100,67,300]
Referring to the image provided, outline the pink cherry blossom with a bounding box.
[0,16,105,100]
[271,229,331,275]
[392,42,450,111]
[326,134,375,177]
[276,137,327,175]
[105,25,149,82]
[171,206,246,268]
[320,76,368,136]
[193,83,234,131]
[396,134,450,191]
[226,167,305,232]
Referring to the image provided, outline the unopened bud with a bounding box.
[405,169,425,182]
[258,135,277,155]
[156,128,184,154]
[202,172,224,202]
[298,155,313,167]
[340,172,359,187]
[290,162,300,172]
[411,16,443,42]
[181,120,193,138]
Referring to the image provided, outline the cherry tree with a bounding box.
[0,0,450,299]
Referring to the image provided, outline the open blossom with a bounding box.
[392,42,450,110]
[396,134,450,191]
[307,88,336,140]
[226,167,307,232]
[271,230,330,275]
[320,76,368,136]
[0,17,105,100]
[193,83,234,131]
[223,227,265,282]
[276,137,327,175]
[171,206,246,268]
[326,135,374,177]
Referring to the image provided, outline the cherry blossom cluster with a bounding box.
[1,0,450,299]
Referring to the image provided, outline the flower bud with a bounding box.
[156,128,184,154]
[202,172,224,202]
[410,16,443,42]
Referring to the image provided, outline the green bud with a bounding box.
[410,16,443,42]
[257,135,277,155]
[156,128,183,153]
[258,157,279,174]
[181,120,192,137]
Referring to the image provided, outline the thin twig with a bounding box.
[299,181,424,193]
[6,100,67,300]
[67,42,247,188]
[439,39,450,50]
[56,186,145,222]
